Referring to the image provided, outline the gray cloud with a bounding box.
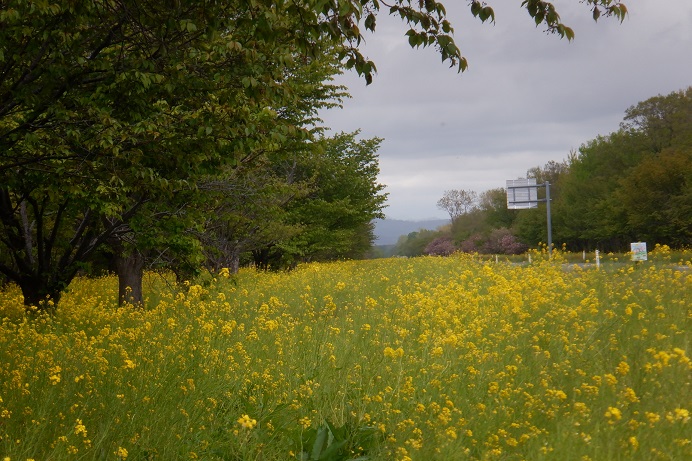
[320,0,692,219]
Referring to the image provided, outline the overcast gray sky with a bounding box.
[319,0,692,220]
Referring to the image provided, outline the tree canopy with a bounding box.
[437,189,478,223]
[555,87,692,249]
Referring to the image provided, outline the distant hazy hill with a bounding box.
[373,218,449,245]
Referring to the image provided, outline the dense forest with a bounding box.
[393,87,692,257]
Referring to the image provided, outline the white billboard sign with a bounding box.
[506,179,538,209]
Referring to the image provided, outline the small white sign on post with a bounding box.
[630,242,647,261]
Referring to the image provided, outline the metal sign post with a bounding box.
[506,179,553,257]
[545,181,552,257]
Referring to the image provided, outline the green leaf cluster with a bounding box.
[250,131,388,270]
[297,419,383,461]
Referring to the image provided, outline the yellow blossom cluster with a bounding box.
[237,414,257,430]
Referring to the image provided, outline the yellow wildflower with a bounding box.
[604,374,617,386]
[622,387,639,403]
[645,412,660,425]
[298,416,311,429]
[667,408,690,423]
[383,346,404,358]
[237,414,257,429]
[74,419,87,437]
[615,361,630,376]
[605,407,622,423]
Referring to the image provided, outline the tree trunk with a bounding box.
[19,277,62,313]
[252,248,268,270]
[112,250,145,306]
[230,246,240,274]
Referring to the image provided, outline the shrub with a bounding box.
[424,236,456,256]
[481,228,528,255]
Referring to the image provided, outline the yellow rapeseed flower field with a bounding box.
[0,253,690,460]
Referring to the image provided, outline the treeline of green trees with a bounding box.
[0,2,397,309]
[394,87,692,257]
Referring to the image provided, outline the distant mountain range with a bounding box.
[373,218,449,245]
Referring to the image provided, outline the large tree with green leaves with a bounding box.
[613,87,692,246]
[195,51,350,276]
[1,1,308,306]
[615,147,692,246]
[252,131,388,269]
[479,188,517,230]
[101,45,349,305]
[0,1,338,307]
[197,164,308,274]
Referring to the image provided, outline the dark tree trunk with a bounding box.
[1,189,147,311]
[112,250,145,306]
[173,263,196,287]
[252,248,269,270]
[19,276,63,312]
